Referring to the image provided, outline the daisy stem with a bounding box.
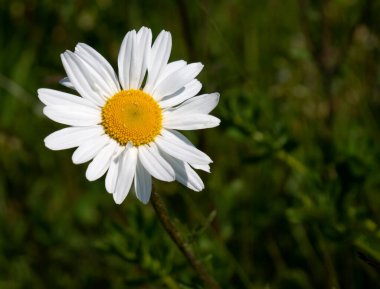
[151,190,221,289]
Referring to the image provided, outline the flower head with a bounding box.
[38,27,220,204]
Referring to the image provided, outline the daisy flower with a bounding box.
[38,27,220,204]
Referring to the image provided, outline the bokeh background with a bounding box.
[1,0,380,288]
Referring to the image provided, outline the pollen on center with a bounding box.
[101,89,162,146]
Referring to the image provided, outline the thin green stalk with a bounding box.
[151,190,221,289]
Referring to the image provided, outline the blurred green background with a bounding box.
[1,0,380,288]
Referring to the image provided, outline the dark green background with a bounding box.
[1,0,380,288]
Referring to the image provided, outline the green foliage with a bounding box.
[1,0,380,288]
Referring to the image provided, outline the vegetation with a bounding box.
[1,0,380,288]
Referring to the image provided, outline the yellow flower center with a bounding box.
[101,89,162,146]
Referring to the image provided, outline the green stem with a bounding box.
[151,190,221,289]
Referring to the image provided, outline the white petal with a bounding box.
[59,77,75,89]
[168,92,220,114]
[118,30,136,90]
[163,113,220,130]
[130,27,152,89]
[43,105,101,126]
[161,151,204,192]
[113,147,138,204]
[105,146,125,194]
[138,143,175,182]
[72,135,110,164]
[113,142,132,160]
[153,63,203,100]
[134,157,152,204]
[38,88,98,108]
[144,31,172,93]
[155,129,212,165]
[167,130,212,173]
[86,141,118,181]
[75,43,120,93]
[159,79,202,109]
[61,51,105,106]
[166,129,194,145]
[76,58,114,98]
[156,60,187,86]
[74,50,118,98]
[44,126,103,150]
[190,163,210,173]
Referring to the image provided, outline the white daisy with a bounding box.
[38,27,220,204]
